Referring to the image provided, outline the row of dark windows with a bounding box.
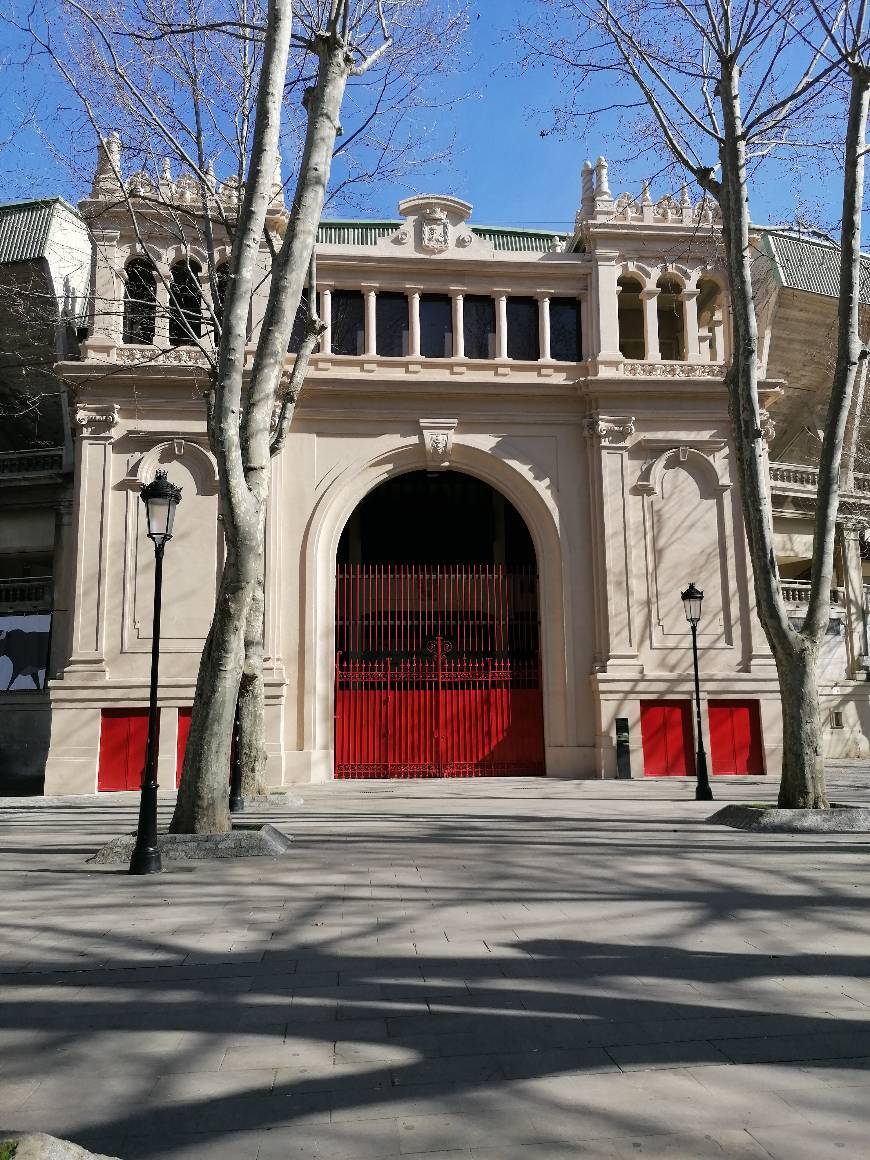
[291,290,582,362]
[123,261,582,363]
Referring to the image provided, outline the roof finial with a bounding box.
[595,156,610,196]
[90,130,122,198]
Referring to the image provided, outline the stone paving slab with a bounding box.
[2,769,870,1157]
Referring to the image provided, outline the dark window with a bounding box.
[507,297,539,360]
[550,298,581,362]
[123,259,156,344]
[169,261,202,346]
[376,292,408,357]
[617,277,645,358]
[463,295,495,359]
[331,290,364,356]
[213,264,230,330]
[288,289,310,354]
[420,294,452,358]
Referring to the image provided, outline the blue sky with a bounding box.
[0,1,847,233]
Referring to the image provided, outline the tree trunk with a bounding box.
[238,536,269,798]
[775,640,828,809]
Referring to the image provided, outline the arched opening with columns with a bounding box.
[333,469,544,778]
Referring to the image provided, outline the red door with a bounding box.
[709,700,763,775]
[98,709,157,791]
[176,708,191,788]
[640,700,695,776]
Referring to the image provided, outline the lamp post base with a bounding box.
[695,782,714,802]
[129,842,162,875]
[229,792,244,815]
[695,747,713,801]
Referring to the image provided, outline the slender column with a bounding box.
[640,288,661,361]
[538,295,551,361]
[682,288,701,360]
[841,526,868,676]
[408,290,421,357]
[320,287,332,354]
[495,294,508,359]
[712,310,726,363]
[364,287,377,356]
[452,292,464,359]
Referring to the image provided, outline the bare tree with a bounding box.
[25,0,463,831]
[522,0,870,807]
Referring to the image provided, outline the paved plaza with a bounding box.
[2,772,870,1159]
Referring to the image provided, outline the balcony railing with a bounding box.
[781,580,845,607]
[0,576,53,607]
[0,448,64,477]
[769,461,870,496]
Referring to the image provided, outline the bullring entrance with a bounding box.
[335,470,544,778]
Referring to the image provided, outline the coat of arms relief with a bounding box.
[420,206,450,253]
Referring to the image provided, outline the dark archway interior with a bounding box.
[337,470,536,568]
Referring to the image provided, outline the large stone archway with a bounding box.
[294,437,575,782]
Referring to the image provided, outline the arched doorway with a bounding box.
[334,470,545,778]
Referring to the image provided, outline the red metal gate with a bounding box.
[335,564,544,778]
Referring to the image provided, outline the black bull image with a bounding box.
[0,628,47,690]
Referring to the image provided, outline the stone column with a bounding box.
[408,290,421,357]
[320,287,332,354]
[87,229,121,353]
[682,288,701,360]
[841,525,868,677]
[538,295,551,361]
[640,288,661,361]
[364,287,377,356]
[592,252,622,361]
[495,294,508,359]
[452,292,464,359]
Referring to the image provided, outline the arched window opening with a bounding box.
[169,260,202,346]
[213,263,230,331]
[657,277,685,361]
[122,258,157,345]
[617,276,644,358]
[697,278,724,362]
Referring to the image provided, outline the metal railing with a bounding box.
[0,576,53,606]
[0,448,64,476]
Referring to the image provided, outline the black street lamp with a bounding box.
[681,581,713,802]
[130,470,182,875]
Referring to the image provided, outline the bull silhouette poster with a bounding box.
[0,615,50,691]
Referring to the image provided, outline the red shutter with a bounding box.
[709,700,763,775]
[176,708,192,788]
[98,709,157,791]
[640,701,695,776]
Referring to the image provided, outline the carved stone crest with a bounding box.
[420,205,450,254]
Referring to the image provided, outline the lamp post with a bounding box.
[681,581,713,802]
[229,696,244,814]
[130,470,182,875]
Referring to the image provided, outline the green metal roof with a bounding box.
[0,198,82,264]
[763,230,870,304]
[316,218,568,253]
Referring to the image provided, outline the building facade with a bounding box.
[5,149,869,794]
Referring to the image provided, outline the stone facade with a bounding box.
[5,149,869,793]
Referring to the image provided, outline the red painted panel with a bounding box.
[98,709,157,791]
[640,700,695,776]
[709,700,763,775]
[176,708,192,788]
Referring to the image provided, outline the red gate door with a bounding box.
[640,700,695,776]
[709,700,763,775]
[335,565,544,778]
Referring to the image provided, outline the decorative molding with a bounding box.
[583,413,636,445]
[123,438,219,495]
[622,361,726,378]
[419,418,458,469]
[113,345,211,367]
[635,444,730,495]
[74,404,119,438]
